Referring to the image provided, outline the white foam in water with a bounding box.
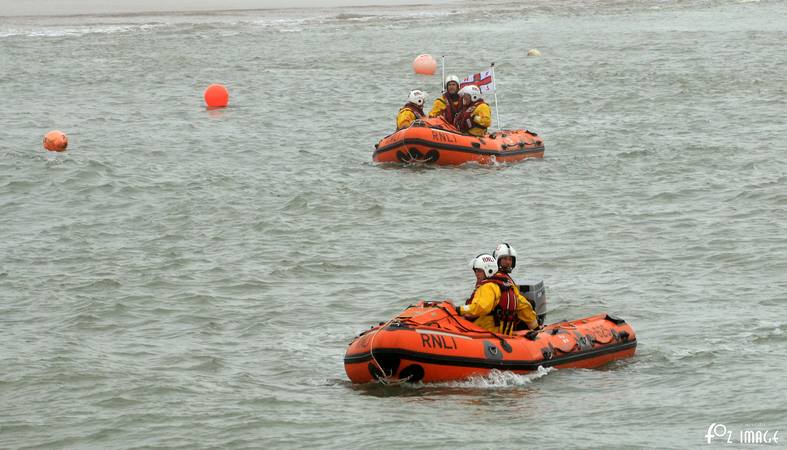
[438,367,554,389]
[0,23,162,38]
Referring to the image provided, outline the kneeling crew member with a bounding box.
[458,254,539,335]
[493,242,518,277]
[396,90,427,130]
[428,75,462,123]
[493,242,537,329]
[454,85,491,137]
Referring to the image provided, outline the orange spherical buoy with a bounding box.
[204,83,229,108]
[412,54,437,75]
[43,130,68,152]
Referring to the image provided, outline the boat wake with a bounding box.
[346,367,555,397]
[437,367,555,389]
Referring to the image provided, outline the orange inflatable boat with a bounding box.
[344,301,636,384]
[373,117,545,165]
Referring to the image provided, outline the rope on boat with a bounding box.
[368,319,410,385]
[366,303,527,384]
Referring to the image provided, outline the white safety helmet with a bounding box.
[407,89,427,107]
[470,254,498,278]
[445,75,460,88]
[493,243,517,272]
[457,85,482,102]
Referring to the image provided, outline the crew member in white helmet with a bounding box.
[396,90,427,130]
[457,253,539,335]
[428,75,462,123]
[493,242,518,275]
[454,85,491,136]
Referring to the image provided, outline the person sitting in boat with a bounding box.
[396,90,427,130]
[454,85,492,137]
[428,75,462,124]
[458,254,539,335]
[493,243,517,277]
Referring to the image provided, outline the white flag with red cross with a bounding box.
[459,69,495,93]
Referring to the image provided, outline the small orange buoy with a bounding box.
[43,130,68,152]
[204,83,229,108]
[412,54,437,75]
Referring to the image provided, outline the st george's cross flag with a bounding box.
[459,69,495,93]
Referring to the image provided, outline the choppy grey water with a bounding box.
[1,0,786,448]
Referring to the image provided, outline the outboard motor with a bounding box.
[519,279,547,325]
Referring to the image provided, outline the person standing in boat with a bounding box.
[454,85,492,137]
[458,253,539,335]
[428,75,462,124]
[396,90,427,130]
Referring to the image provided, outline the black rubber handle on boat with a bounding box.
[525,330,540,341]
[499,340,512,353]
[604,314,627,325]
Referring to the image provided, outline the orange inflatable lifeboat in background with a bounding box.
[344,301,636,384]
[373,117,545,165]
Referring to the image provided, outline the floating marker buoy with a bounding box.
[412,54,437,75]
[43,130,68,152]
[527,48,542,57]
[204,84,229,108]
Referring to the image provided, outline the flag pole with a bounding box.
[491,62,501,130]
[441,55,446,92]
